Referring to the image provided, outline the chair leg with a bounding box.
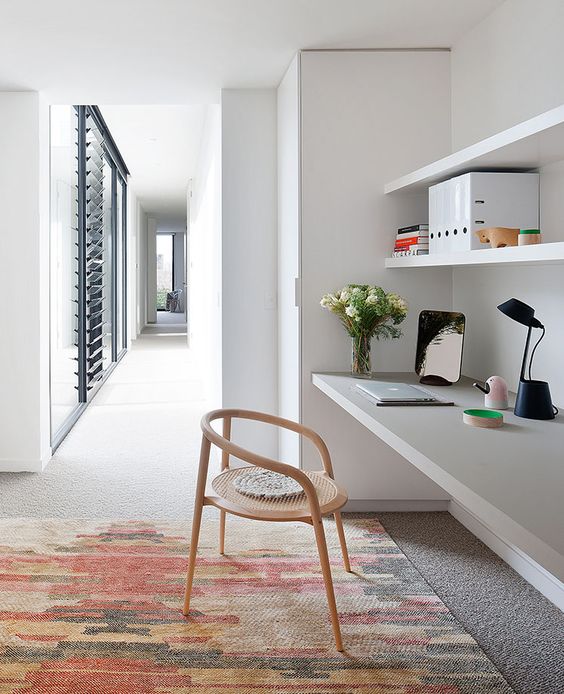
[219,510,226,555]
[183,435,211,616]
[218,417,231,556]
[312,517,343,652]
[334,511,351,573]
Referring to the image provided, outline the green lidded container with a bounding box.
[518,228,541,246]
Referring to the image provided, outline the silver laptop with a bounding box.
[356,381,437,402]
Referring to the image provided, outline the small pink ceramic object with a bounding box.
[473,376,509,410]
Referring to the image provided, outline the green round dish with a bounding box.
[463,409,503,418]
[463,408,504,428]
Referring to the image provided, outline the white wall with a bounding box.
[454,266,564,404]
[173,231,186,310]
[146,217,157,323]
[299,51,453,503]
[190,105,222,406]
[127,190,139,341]
[0,92,50,471]
[38,96,51,466]
[136,203,148,334]
[451,0,564,407]
[451,0,564,150]
[221,89,278,457]
[277,56,301,466]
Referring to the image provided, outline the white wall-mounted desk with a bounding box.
[312,372,564,592]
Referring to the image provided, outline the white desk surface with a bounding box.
[312,372,564,580]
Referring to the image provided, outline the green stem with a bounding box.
[352,333,371,376]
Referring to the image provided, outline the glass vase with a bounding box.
[351,333,371,377]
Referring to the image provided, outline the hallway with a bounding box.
[0,335,214,518]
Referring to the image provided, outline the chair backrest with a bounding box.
[201,409,336,505]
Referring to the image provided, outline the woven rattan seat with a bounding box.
[209,468,344,521]
[183,408,352,651]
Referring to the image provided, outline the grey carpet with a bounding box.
[142,324,187,334]
[155,310,187,325]
[378,512,564,694]
[0,335,561,692]
[0,335,210,519]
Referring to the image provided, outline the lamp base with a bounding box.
[514,379,555,420]
[419,375,452,386]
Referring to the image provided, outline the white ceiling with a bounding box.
[101,105,206,221]
[1,0,503,221]
[1,0,503,103]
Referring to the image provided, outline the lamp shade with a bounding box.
[497,298,543,328]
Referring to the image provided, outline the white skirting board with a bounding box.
[344,499,450,512]
[0,446,51,473]
[0,458,45,473]
[449,499,564,612]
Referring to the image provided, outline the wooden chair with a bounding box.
[183,409,351,651]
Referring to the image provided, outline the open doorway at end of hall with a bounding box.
[156,231,187,329]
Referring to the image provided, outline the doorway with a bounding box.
[156,233,174,311]
[155,231,186,329]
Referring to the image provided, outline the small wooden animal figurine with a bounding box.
[475,227,520,248]
[473,376,509,409]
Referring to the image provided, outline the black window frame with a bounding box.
[50,105,130,449]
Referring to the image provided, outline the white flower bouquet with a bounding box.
[320,284,408,375]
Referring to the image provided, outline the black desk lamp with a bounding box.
[497,298,555,420]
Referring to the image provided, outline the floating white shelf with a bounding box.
[384,104,564,194]
[385,242,564,268]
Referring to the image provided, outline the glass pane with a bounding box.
[115,176,124,351]
[50,105,79,436]
[121,179,127,350]
[156,234,173,310]
[101,156,113,370]
[85,112,112,386]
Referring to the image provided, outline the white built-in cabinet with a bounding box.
[277,50,454,504]
[277,51,564,500]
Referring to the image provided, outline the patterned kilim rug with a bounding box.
[0,516,513,693]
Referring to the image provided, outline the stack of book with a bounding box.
[392,224,429,257]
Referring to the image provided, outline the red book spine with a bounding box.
[395,236,429,248]
[395,236,419,247]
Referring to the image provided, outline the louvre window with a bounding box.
[50,105,128,448]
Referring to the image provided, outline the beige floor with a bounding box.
[0,334,216,518]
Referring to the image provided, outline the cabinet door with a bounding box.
[278,56,301,466]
